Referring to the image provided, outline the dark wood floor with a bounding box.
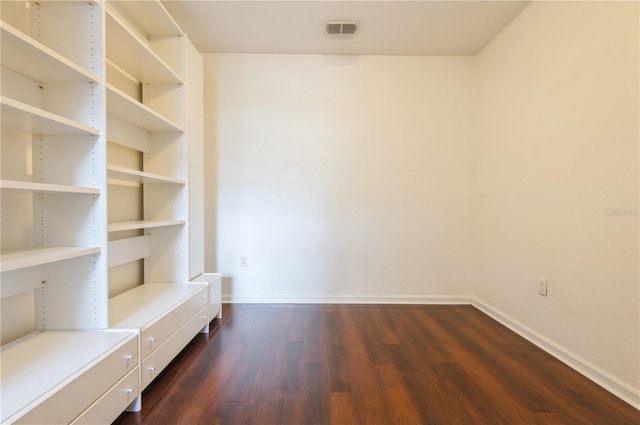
[113,304,639,425]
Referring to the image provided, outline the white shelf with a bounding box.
[113,1,182,37]
[0,331,135,424]
[0,180,100,195]
[106,84,183,133]
[107,165,185,185]
[0,21,99,84]
[0,247,101,273]
[1,96,100,136]
[109,283,206,329]
[108,220,186,233]
[105,8,182,84]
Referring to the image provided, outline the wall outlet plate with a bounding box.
[538,278,548,296]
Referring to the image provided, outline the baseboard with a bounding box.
[222,294,471,305]
[472,298,640,410]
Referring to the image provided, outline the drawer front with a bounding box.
[209,278,222,320]
[16,335,138,425]
[70,367,139,425]
[141,306,209,390]
[141,286,208,359]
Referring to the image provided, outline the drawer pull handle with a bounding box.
[126,388,134,394]
[148,337,156,348]
[125,354,133,367]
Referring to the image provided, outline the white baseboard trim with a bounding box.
[222,294,471,305]
[472,298,640,410]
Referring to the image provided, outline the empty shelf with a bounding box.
[105,9,182,84]
[1,96,100,136]
[0,21,99,84]
[0,180,100,195]
[0,247,101,273]
[106,85,183,133]
[107,165,185,185]
[108,220,186,232]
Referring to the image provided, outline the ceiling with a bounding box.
[161,1,531,56]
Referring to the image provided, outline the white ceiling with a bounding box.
[161,1,531,56]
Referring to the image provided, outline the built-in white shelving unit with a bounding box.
[1,1,211,423]
[104,0,213,413]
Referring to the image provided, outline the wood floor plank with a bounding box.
[300,362,330,425]
[113,304,640,425]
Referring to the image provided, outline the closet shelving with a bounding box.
[0,0,106,307]
[1,0,211,422]
[105,0,189,282]
[104,0,209,410]
[0,1,128,423]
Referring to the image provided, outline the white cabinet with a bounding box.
[191,273,223,323]
[109,283,209,393]
[0,1,209,423]
[1,331,137,424]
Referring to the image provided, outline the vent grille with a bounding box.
[326,21,359,37]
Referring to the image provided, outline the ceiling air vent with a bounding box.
[326,21,359,38]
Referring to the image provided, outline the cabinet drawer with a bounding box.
[16,335,138,425]
[141,285,208,359]
[71,367,139,425]
[141,305,209,390]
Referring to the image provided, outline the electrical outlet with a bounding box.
[240,256,248,268]
[538,278,548,297]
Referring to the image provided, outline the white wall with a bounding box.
[202,0,638,406]
[475,0,639,404]
[204,54,476,302]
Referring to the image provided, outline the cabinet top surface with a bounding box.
[109,283,207,329]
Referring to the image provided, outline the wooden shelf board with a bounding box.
[0,246,101,273]
[107,165,185,185]
[0,331,135,424]
[0,21,99,84]
[1,96,100,136]
[106,84,183,133]
[113,1,183,37]
[105,9,182,84]
[109,283,206,329]
[108,220,185,233]
[0,180,100,195]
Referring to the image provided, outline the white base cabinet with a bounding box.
[109,283,209,407]
[0,331,138,425]
[191,273,223,324]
